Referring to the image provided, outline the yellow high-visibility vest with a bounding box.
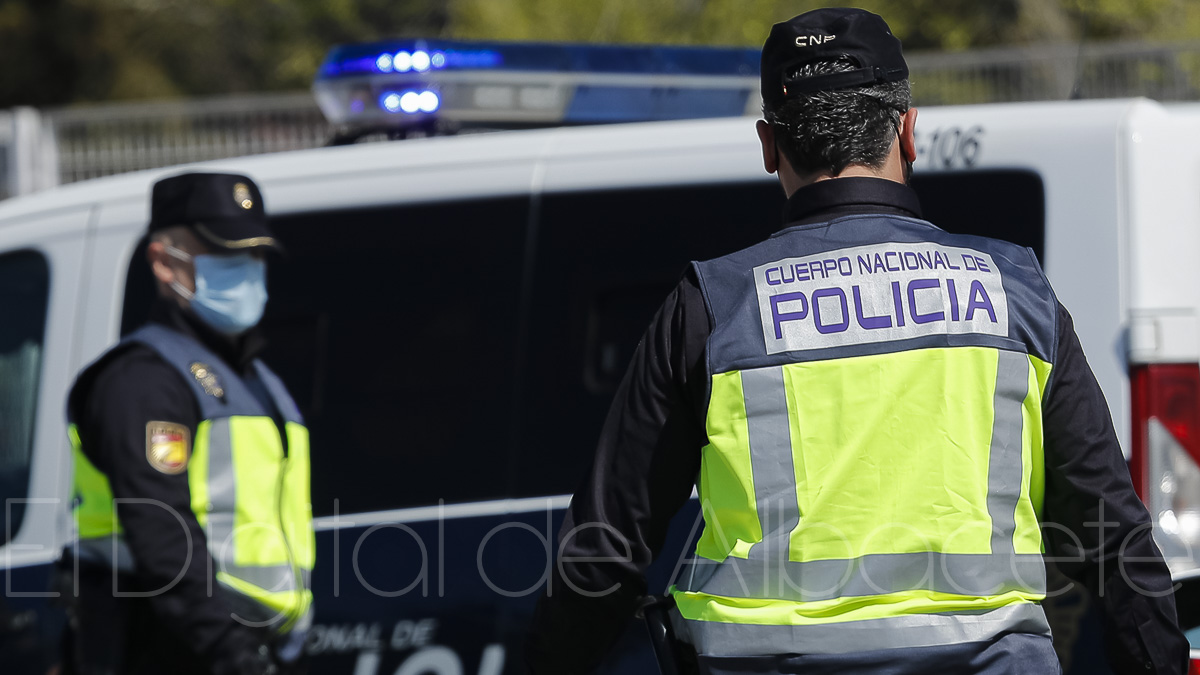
[69,324,314,632]
[673,216,1058,656]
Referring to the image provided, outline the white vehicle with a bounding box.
[0,41,1196,675]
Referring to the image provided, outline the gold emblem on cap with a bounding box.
[190,362,225,399]
[146,421,191,474]
[233,182,254,210]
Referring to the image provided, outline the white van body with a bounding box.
[0,97,1196,674]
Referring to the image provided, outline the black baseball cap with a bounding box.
[148,172,280,251]
[760,8,908,108]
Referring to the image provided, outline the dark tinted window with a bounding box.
[0,250,49,543]
[911,170,1046,264]
[123,198,530,516]
[268,198,528,516]
[511,182,783,498]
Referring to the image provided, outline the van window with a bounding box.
[0,250,49,543]
[267,197,530,516]
[510,182,783,499]
[910,170,1046,263]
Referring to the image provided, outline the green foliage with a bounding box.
[0,0,1195,107]
[0,0,447,107]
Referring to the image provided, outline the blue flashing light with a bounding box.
[394,51,412,73]
[377,89,440,116]
[381,92,403,113]
[375,53,393,73]
[317,39,759,80]
[412,50,431,72]
[417,91,440,113]
[399,92,421,114]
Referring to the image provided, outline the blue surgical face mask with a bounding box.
[167,247,268,336]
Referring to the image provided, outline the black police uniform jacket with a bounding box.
[65,300,282,675]
[526,177,1189,675]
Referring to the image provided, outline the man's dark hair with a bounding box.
[764,58,912,177]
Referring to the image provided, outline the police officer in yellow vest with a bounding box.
[65,172,314,675]
[526,9,1188,675]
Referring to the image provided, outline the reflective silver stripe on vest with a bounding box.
[679,602,1050,656]
[205,418,300,600]
[742,366,800,562]
[682,354,1044,600]
[207,418,238,540]
[676,551,1047,600]
[987,350,1030,557]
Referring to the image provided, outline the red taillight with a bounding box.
[1189,656,1200,675]
[1131,363,1200,574]
[1130,364,1200,500]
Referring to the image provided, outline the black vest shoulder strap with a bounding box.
[69,325,303,426]
[251,360,304,425]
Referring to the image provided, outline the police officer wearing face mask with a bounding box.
[63,172,314,675]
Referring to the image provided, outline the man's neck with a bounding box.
[781,143,908,197]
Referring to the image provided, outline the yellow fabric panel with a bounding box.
[70,424,121,538]
[697,371,762,561]
[228,417,288,567]
[190,421,211,530]
[283,422,315,569]
[674,588,1045,626]
[784,347,999,561]
[1014,356,1051,554]
[1028,356,1053,521]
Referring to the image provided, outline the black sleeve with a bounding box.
[1041,302,1190,675]
[525,271,711,675]
[77,348,267,671]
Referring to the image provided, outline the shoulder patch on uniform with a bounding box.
[146,421,191,474]
[189,362,225,399]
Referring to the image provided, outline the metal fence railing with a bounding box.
[47,92,331,185]
[20,39,1200,190]
[908,40,1200,105]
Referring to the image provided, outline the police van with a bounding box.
[0,40,1198,674]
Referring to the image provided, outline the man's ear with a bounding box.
[898,107,918,164]
[147,240,176,286]
[756,119,778,175]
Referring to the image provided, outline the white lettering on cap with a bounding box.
[796,35,836,47]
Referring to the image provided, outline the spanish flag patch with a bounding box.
[146,421,191,475]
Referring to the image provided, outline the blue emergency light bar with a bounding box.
[313,39,762,131]
[318,39,760,79]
